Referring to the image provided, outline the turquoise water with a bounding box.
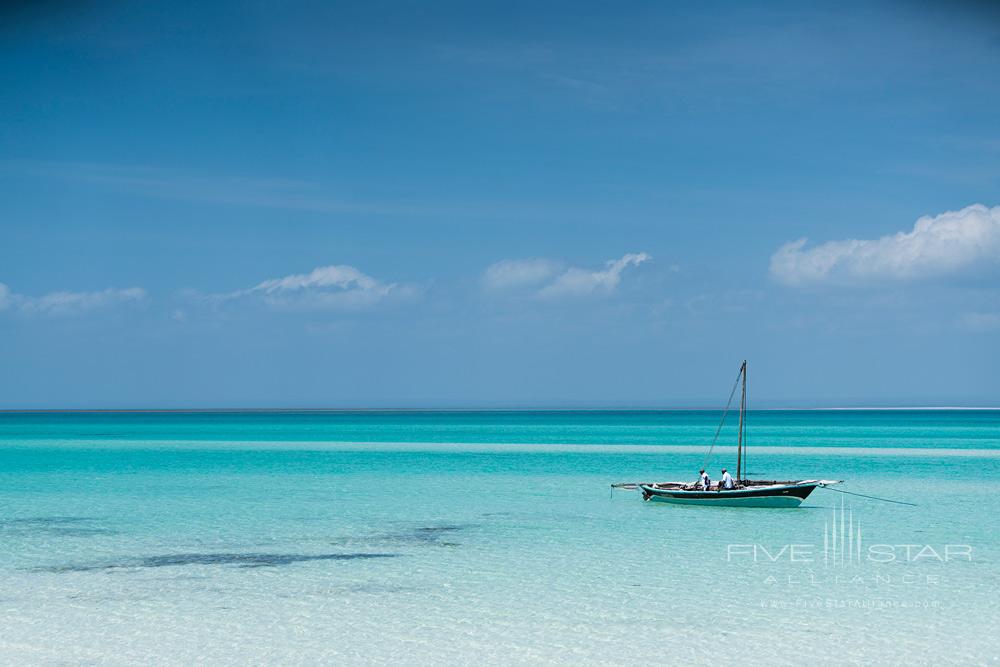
[1,411,998,665]
[2,409,998,448]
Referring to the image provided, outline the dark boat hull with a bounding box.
[639,482,820,508]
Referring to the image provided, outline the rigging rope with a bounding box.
[817,485,917,506]
[700,366,743,471]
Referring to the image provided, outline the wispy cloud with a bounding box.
[482,258,561,291]
[4,161,398,216]
[430,8,1000,113]
[483,253,651,299]
[0,283,147,315]
[209,264,416,310]
[770,204,1000,287]
[960,312,1000,332]
[539,253,651,298]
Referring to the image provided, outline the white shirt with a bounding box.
[722,471,734,489]
[700,472,710,490]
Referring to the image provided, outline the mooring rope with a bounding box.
[817,485,917,506]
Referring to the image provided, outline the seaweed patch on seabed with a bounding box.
[1,517,100,525]
[331,523,475,549]
[0,516,117,537]
[412,524,470,547]
[33,552,399,572]
[414,524,468,533]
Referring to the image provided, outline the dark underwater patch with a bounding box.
[1,516,116,536]
[49,527,118,536]
[34,552,399,572]
[330,523,475,548]
[1,516,101,526]
[414,524,467,533]
[139,552,399,568]
[411,523,477,544]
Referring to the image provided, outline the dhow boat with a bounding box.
[614,361,841,508]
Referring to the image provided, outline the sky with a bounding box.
[1,0,999,408]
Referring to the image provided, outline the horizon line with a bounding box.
[0,406,998,414]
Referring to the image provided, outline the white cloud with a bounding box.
[770,204,1000,286]
[483,252,651,299]
[539,253,651,298]
[0,283,147,315]
[482,258,561,291]
[217,264,409,310]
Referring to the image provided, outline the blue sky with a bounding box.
[1,0,999,408]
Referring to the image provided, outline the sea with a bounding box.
[0,410,997,665]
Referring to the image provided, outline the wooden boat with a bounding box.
[636,479,839,508]
[615,361,841,508]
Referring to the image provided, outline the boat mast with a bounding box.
[743,361,748,481]
[737,360,746,482]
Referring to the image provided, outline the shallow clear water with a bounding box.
[1,411,998,665]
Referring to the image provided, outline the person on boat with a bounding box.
[721,468,735,489]
[698,469,711,490]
